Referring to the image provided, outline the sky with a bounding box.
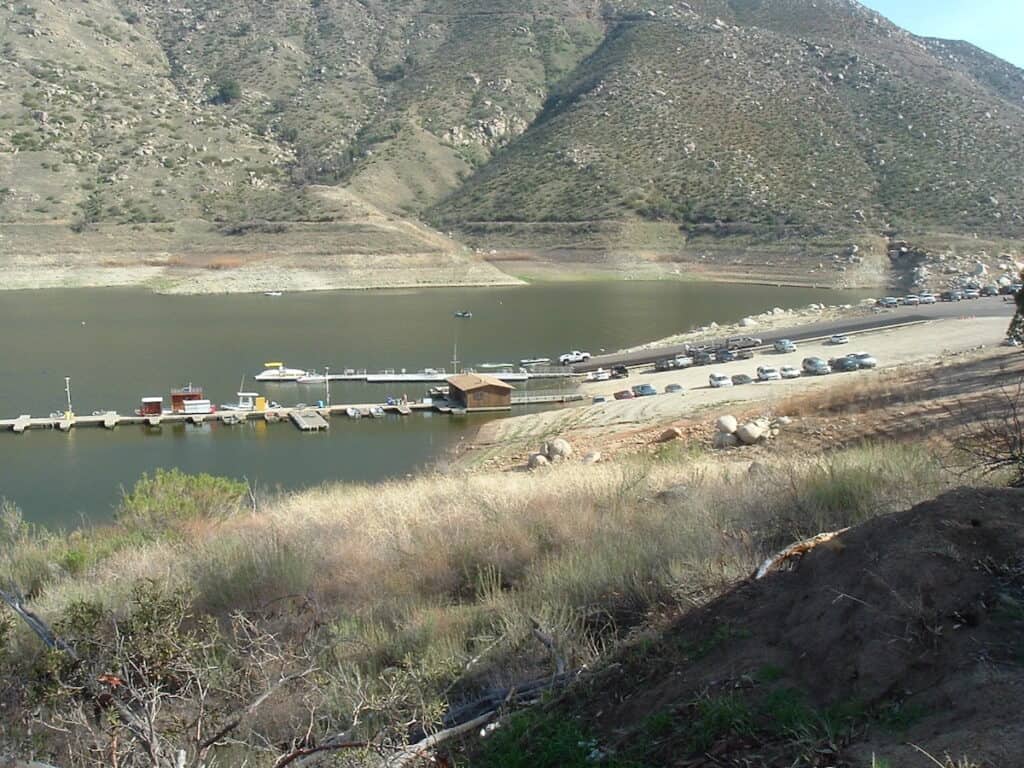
[860,0,1024,68]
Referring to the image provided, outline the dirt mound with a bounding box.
[472,488,1024,767]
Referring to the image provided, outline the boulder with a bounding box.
[737,422,765,445]
[713,432,739,449]
[542,438,574,460]
[773,415,793,427]
[716,415,738,434]
[527,453,549,470]
[657,427,684,443]
[739,316,758,327]
[582,451,602,465]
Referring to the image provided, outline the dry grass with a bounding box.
[0,441,957,752]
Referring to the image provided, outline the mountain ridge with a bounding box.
[2,0,1022,290]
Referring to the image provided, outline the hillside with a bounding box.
[2,0,1023,290]
[470,487,1024,767]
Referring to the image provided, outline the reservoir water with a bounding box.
[0,282,869,527]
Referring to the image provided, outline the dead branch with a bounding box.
[755,528,850,579]
[382,710,497,768]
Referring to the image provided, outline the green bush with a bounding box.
[116,468,248,535]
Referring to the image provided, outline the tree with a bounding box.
[1006,268,1024,342]
[212,79,242,105]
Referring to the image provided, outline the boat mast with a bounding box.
[64,376,73,416]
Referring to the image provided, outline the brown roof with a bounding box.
[447,373,515,391]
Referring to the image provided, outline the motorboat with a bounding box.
[520,357,551,366]
[255,362,308,382]
[478,362,515,370]
[220,392,263,412]
[345,407,362,419]
[454,311,473,318]
[264,291,283,297]
[221,413,242,425]
[297,371,328,384]
[369,405,386,418]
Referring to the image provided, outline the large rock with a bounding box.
[737,422,766,445]
[657,427,684,443]
[527,453,549,470]
[716,415,738,434]
[542,438,574,460]
[739,316,758,327]
[582,451,602,465]
[713,432,739,449]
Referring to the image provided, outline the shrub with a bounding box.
[115,468,248,535]
[211,78,242,105]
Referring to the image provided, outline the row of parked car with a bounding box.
[877,284,1016,308]
[707,351,877,387]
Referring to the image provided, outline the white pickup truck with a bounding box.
[559,350,592,365]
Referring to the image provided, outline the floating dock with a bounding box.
[290,409,330,432]
[0,395,584,436]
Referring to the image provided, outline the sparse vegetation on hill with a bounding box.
[0,443,955,765]
[2,0,1023,287]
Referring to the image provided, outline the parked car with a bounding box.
[828,356,860,372]
[611,364,630,379]
[734,349,754,361]
[963,288,981,299]
[631,383,657,397]
[709,373,733,388]
[727,336,763,350]
[802,357,832,375]
[1000,284,1017,295]
[613,389,634,400]
[715,349,737,363]
[592,395,607,404]
[774,338,797,353]
[981,285,1000,297]
[559,350,591,365]
[587,368,611,382]
[918,293,937,304]
[756,366,782,381]
[655,355,694,371]
[851,352,877,368]
[731,374,754,386]
[903,294,920,306]
[940,290,960,302]
[664,383,685,394]
[877,297,899,308]
[780,365,801,379]
[1003,338,1023,347]
[829,334,850,345]
[693,351,714,365]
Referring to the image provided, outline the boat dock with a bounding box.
[0,394,585,436]
[288,369,577,384]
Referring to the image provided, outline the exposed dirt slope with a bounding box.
[469,487,1024,766]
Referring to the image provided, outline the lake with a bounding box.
[0,282,869,527]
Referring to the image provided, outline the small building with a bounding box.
[170,384,205,413]
[138,396,164,416]
[446,373,514,411]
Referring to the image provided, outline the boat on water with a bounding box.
[220,392,264,412]
[264,291,283,297]
[254,362,309,382]
[520,357,551,366]
[221,413,242,425]
[478,362,516,370]
[454,311,473,318]
[345,407,362,419]
[369,405,386,418]
[297,371,328,384]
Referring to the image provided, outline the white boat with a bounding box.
[369,405,386,418]
[478,362,515,370]
[520,357,551,366]
[220,392,261,412]
[345,407,362,419]
[254,362,309,382]
[297,371,328,384]
[264,291,283,297]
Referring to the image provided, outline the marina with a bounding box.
[0,282,870,525]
